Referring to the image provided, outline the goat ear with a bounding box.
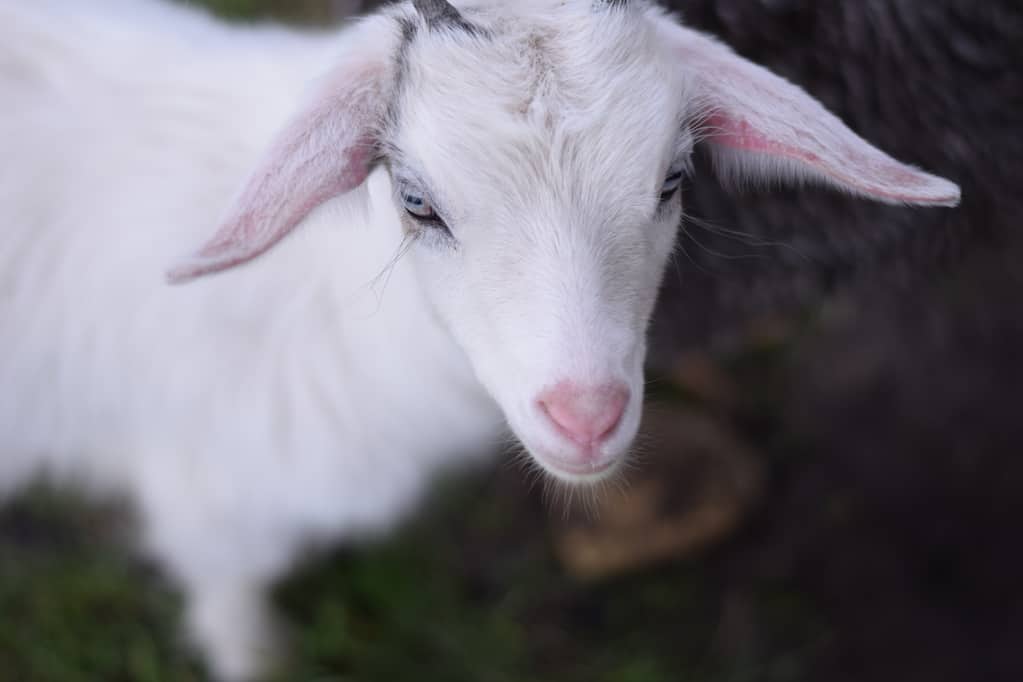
[167,61,388,283]
[663,23,960,206]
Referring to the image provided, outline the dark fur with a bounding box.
[411,0,483,36]
[650,3,1023,681]
[650,0,1022,350]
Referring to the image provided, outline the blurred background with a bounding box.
[2,1,1020,681]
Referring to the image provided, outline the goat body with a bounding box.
[0,0,959,678]
[2,1,503,674]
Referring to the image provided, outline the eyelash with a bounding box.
[660,170,685,203]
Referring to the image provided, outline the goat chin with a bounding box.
[0,1,959,678]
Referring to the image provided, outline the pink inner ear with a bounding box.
[703,112,956,205]
[167,65,384,284]
[664,21,960,207]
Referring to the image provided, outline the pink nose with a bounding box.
[537,381,630,447]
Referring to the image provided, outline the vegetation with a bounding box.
[0,474,821,682]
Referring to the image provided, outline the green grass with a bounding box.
[0,489,201,681]
[178,0,341,23]
[0,475,823,682]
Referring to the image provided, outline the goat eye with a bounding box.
[397,182,453,240]
[660,169,685,202]
[401,190,438,221]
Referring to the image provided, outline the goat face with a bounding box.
[171,1,959,483]
[383,6,689,480]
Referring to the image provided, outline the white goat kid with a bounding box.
[0,0,959,678]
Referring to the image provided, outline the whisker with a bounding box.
[681,210,812,263]
[672,225,715,276]
[366,231,419,307]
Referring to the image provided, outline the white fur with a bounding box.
[0,0,960,678]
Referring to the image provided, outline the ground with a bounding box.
[0,463,822,681]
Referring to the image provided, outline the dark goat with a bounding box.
[649,2,1023,681]
[651,0,1021,346]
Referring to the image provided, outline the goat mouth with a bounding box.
[533,451,620,482]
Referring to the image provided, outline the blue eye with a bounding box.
[395,179,453,241]
[660,168,685,202]
[401,189,438,220]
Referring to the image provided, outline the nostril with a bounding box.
[537,381,630,447]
